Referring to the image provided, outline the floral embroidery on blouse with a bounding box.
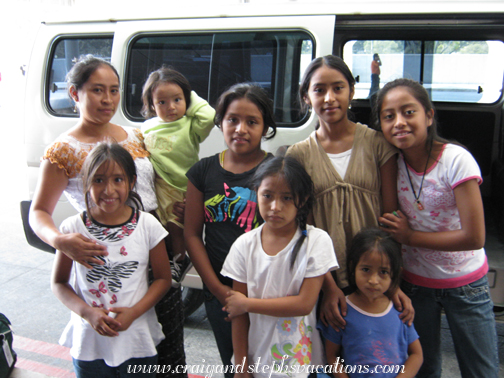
[83,210,138,243]
[42,128,149,178]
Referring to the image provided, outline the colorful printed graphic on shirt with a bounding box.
[204,183,259,232]
[86,255,139,306]
[84,211,138,242]
[270,318,312,376]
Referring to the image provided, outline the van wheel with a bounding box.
[182,287,205,318]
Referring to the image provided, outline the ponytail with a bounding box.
[290,213,309,270]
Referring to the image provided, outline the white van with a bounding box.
[21,2,504,315]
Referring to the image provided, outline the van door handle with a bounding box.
[478,86,483,94]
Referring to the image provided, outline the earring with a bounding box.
[73,104,78,113]
[348,104,352,110]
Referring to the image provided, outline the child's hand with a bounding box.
[108,307,137,332]
[320,288,347,331]
[391,289,415,326]
[223,290,248,319]
[379,210,414,245]
[215,284,233,307]
[84,307,120,337]
[172,199,186,224]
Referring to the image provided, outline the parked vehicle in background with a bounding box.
[21,1,504,316]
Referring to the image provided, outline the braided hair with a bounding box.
[250,156,314,269]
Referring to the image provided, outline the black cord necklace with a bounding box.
[404,142,434,211]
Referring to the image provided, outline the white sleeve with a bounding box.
[141,211,169,250]
[447,145,482,189]
[221,234,248,284]
[305,228,339,278]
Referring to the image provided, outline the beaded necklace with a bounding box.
[403,142,433,211]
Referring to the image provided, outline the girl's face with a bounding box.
[152,82,187,123]
[304,65,354,128]
[72,65,120,126]
[257,174,298,234]
[354,249,392,302]
[222,98,267,156]
[379,86,434,151]
[89,161,133,222]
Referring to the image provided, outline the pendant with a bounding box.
[415,200,424,211]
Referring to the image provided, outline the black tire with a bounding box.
[181,287,205,318]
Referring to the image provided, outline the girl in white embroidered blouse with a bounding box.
[29,55,156,268]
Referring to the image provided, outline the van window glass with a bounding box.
[47,37,113,115]
[126,31,314,125]
[344,39,504,103]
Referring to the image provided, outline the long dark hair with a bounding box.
[250,156,314,269]
[374,78,454,156]
[347,228,402,296]
[214,83,277,140]
[81,143,143,220]
[141,66,192,119]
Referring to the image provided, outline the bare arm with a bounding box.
[325,339,349,378]
[109,241,171,331]
[397,339,423,377]
[225,275,324,318]
[319,272,347,331]
[231,281,253,378]
[184,181,231,305]
[380,179,485,251]
[380,155,399,214]
[51,250,120,336]
[30,159,107,268]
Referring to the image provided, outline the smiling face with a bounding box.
[71,65,120,126]
[354,249,392,302]
[257,174,299,235]
[304,64,354,129]
[152,82,187,123]
[221,98,267,157]
[379,86,434,152]
[89,160,133,224]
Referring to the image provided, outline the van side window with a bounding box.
[344,39,504,104]
[125,31,314,126]
[46,37,113,115]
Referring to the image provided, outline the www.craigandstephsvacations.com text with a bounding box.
[127,357,406,377]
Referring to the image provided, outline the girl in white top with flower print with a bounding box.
[221,156,338,378]
[377,78,499,378]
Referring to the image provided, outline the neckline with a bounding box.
[402,143,446,176]
[65,126,129,146]
[313,125,362,181]
[83,207,137,229]
[217,151,269,175]
[259,224,302,258]
[346,296,393,317]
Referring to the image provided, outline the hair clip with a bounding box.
[302,229,307,236]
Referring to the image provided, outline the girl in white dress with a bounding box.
[221,156,338,378]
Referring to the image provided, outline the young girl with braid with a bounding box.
[221,156,338,378]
